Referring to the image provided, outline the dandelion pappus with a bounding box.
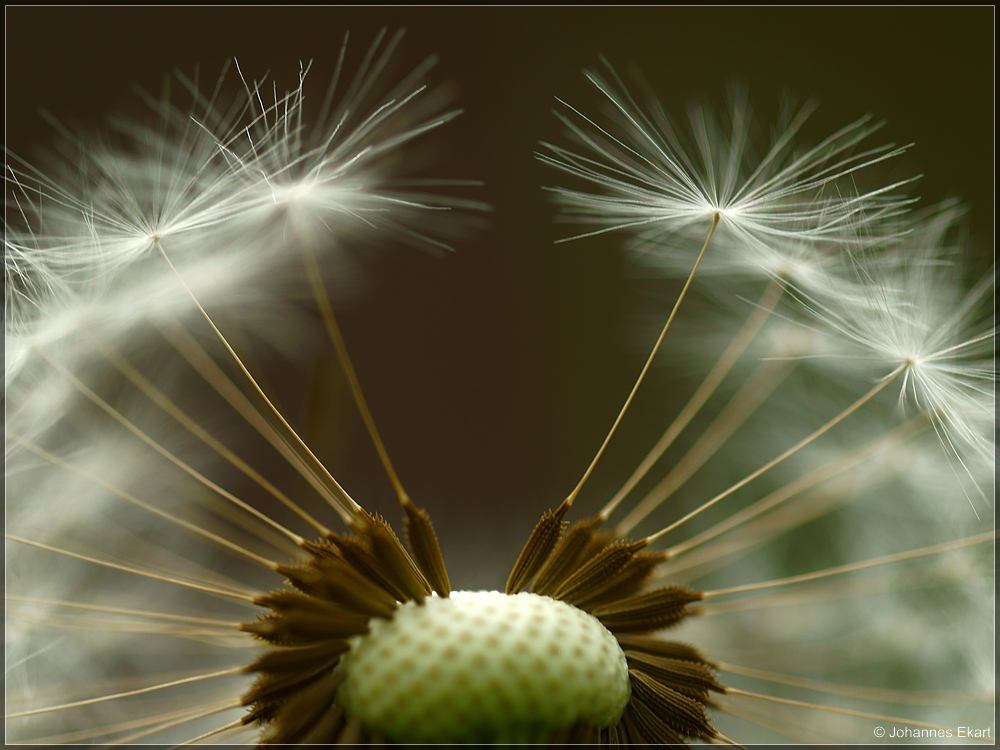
[4,20,995,746]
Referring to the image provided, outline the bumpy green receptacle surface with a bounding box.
[336,590,630,742]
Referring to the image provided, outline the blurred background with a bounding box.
[6,6,993,589]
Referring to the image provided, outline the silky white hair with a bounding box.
[3,45,994,745]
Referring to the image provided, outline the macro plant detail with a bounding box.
[5,31,996,747]
[239,505,716,743]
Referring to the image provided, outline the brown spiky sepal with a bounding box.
[613,635,710,664]
[628,669,717,741]
[402,499,451,597]
[572,550,667,610]
[552,539,648,604]
[622,696,685,744]
[624,650,723,702]
[334,511,432,603]
[530,516,603,595]
[275,553,397,619]
[505,499,570,594]
[244,513,449,745]
[590,586,703,633]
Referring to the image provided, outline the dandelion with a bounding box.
[788,202,996,494]
[5,28,480,404]
[4,44,996,747]
[537,59,917,247]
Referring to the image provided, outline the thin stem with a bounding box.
[600,278,784,520]
[716,697,834,744]
[7,432,280,572]
[4,534,260,603]
[725,687,982,736]
[645,363,907,544]
[666,417,927,558]
[34,350,304,547]
[158,321,340,531]
[300,241,409,505]
[4,666,246,718]
[695,560,956,615]
[619,357,795,534]
[701,531,995,599]
[712,732,744,747]
[657,476,866,584]
[17,613,244,640]
[177,718,246,745]
[109,700,243,745]
[21,700,243,745]
[90,331,328,537]
[155,239,360,523]
[696,571,893,615]
[6,596,243,628]
[215,313,288,413]
[717,662,992,706]
[566,212,720,507]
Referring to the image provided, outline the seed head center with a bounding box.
[336,590,630,742]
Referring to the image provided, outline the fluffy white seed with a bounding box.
[336,590,630,742]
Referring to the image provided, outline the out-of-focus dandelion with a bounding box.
[4,42,995,746]
[790,203,995,497]
[5,27,481,392]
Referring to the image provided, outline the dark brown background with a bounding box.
[6,6,993,588]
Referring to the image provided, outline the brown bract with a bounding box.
[241,506,722,745]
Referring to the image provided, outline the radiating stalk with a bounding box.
[565,212,720,508]
[91,331,329,536]
[156,238,361,523]
[700,531,995,599]
[301,240,409,506]
[645,363,907,544]
[618,357,795,534]
[5,534,260,603]
[4,666,245,718]
[600,278,784,521]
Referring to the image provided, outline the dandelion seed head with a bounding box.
[5,39,480,458]
[790,206,995,477]
[540,60,915,252]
